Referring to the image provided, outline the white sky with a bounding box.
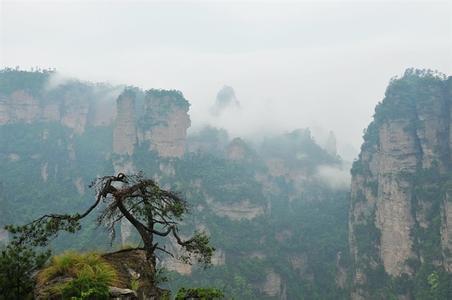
[1,0,451,158]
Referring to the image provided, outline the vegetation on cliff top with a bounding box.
[352,68,450,177]
[145,89,190,109]
[36,252,118,299]
[0,68,52,96]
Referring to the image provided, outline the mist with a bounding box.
[2,2,452,298]
[315,164,351,190]
[1,1,451,158]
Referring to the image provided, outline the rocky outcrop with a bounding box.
[35,249,167,300]
[110,89,191,159]
[138,90,190,158]
[208,198,264,221]
[109,287,137,299]
[102,249,168,300]
[349,70,452,298]
[0,90,40,124]
[59,88,92,134]
[113,90,137,156]
[0,72,118,133]
[376,120,418,276]
[0,71,192,162]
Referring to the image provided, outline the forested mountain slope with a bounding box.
[0,69,349,299]
[2,68,451,299]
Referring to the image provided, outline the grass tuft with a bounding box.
[37,251,118,299]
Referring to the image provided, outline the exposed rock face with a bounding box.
[109,287,137,300]
[59,89,91,134]
[349,70,452,298]
[1,71,193,163]
[261,270,285,299]
[138,90,190,158]
[4,90,40,123]
[442,189,452,272]
[102,249,168,300]
[113,90,137,155]
[208,198,264,221]
[0,75,117,133]
[0,91,38,124]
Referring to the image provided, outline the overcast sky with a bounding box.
[1,1,451,158]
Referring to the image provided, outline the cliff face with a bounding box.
[113,90,137,156]
[138,90,190,158]
[0,90,41,124]
[111,89,191,160]
[0,71,118,133]
[0,71,191,160]
[349,70,452,299]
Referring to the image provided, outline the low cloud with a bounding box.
[45,72,74,91]
[315,164,351,190]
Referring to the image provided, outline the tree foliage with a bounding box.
[0,243,50,300]
[4,172,214,298]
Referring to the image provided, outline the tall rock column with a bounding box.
[138,89,190,158]
[113,89,137,156]
[349,70,452,299]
